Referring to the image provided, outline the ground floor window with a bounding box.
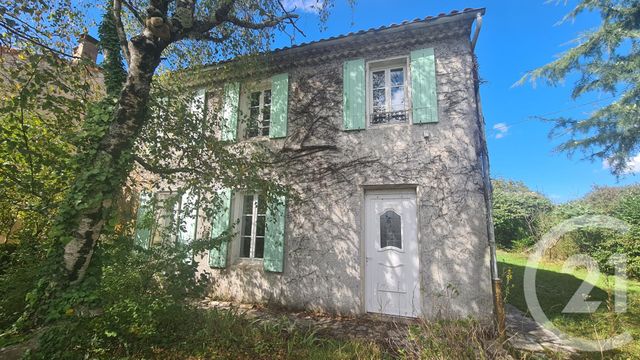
[240,194,266,259]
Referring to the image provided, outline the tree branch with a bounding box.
[134,155,195,175]
[226,13,298,30]
[187,31,231,43]
[0,21,77,59]
[121,0,144,25]
[277,0,306,36]
[112,0,131,64]
[187,0,236,36]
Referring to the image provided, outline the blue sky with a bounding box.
[275,0,639,202]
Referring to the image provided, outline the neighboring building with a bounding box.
[137,8,493,320]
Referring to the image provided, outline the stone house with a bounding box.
[136,8,493,320]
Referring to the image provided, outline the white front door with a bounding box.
[365,191,420,317]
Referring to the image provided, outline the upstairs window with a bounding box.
[368,58,409,125]
[245,89,271,138]
[240,194,266,259]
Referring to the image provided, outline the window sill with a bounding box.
[239,135,272,143]
[233,258,264,269]
[366,122,412,129]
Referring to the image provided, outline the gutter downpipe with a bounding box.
[470,11,506,340]
[471,12,483,51]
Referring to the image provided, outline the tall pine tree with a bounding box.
[521,0,640,176]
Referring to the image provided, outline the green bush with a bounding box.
[492,179,553,249]
[0,238,46,330]
[28,235,210,359]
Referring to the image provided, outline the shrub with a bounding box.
[515,186,640,279]
[0,238,46,330]
[28,235,210,359]
[492,179,553,249]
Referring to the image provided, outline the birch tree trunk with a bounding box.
[62,35,164,282]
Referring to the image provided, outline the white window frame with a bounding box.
[366,56,412,127]
[238,193,266,260]
[239,81,272,139]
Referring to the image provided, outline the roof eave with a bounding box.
[271,8,485,56]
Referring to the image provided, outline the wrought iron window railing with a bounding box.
[370,109,409,125]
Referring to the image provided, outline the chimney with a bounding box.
[72,34,99,64]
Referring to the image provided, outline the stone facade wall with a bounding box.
[194,25,493,321]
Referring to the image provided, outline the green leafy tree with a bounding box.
[520,0,640,176]
[492,179,554,249]
[0,46,104,329]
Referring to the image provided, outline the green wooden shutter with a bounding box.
[269,73,289,138]
[209,189,232,268]
[264,195,287,273]
[410,48,438,123]
[134,192,153,249]
[343,59,366,130]
[221,82,239,141]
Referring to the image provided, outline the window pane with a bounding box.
[247,106,259,138]
[391,86,405,111]
[240,236,252,257]
[263,90,271,105]
[372,71,385,89]
[380,210,402,249]
[250,92,260,107]
[242,215,253,237]
[254,236,264,259]
[246,126,259,138]
[372,89,386,108]
[261,104,271,136]
[257,195,267,214]
[371,113,387,125]
[390,68,404,86]
[256,215,266,237]
[243,195,254,214]
[390,111,407,123]
[249,106,260,119]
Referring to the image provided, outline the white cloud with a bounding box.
[282,0,324,13]
[603,153,640,174]
[493,122,509,139]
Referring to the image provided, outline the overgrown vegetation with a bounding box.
[399,320,509,359]
[0,231,383,359]
[492,180,640,279]
[491,179,553,250]
[498,250,640,359]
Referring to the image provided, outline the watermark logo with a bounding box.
[524,215,632,352]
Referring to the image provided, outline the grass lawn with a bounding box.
[498,250,640,358]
